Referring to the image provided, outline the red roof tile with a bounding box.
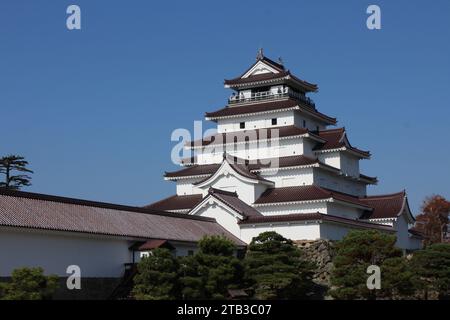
[239,212,394,232]
[359,191,407,219]
[165,155,320,179]
[138,239,172,251]
[207,188,262,218]
[0,189,246,246]
[144,194,203,211]
[254,185,371,208]
[205,100,336,124]
[188,125,310,148]
[314,128,370,158]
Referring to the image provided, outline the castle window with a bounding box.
[303,120,306,128]
[240,122,245,129]
[271,118,277,125]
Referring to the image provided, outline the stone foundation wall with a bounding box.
[295,239,336,287]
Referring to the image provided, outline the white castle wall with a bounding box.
[196,137,305,165]
[217,110,295,133]
[0,227,133,277]
[194,202,242,239]
[326,202,363,220]
[260,167,314,187]
[256,202,328,215]
[176,178,204,195]
[293,112,327,131]
[240,222,321,243]
[314,169,367,196]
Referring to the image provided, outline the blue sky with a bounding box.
[1,1,449,213]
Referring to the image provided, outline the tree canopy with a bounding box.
[0,155,33,190]
[179,235,243,299]
[0,267,58,300]
[244,231,315,299]
[410,243,450,299]
[132,248,179,300]
[329,230,412,300]
[414,195,450,246]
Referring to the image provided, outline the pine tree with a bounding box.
[0,267,59,300]
[132,248,179,300]
[178,235,243,299]
[0,155,33,190]
[244,231,316,299]
[329,230,409,300]
[410,243,450,299]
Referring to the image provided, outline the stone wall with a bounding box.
[295,239,336,287]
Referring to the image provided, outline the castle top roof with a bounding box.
[224,52,318,92]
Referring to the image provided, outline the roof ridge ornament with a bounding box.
[256,48,264,60]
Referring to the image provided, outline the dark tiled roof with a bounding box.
[192,158,273,185]
[239,212,394,232]
[165,155,320,179]
[224,71,290,86]
[205,99,299,118]
[224,71,318,92]
[138,239,173,251]
[207,188,262,218]
[165,164,221,178]
[0,189,246,246]
[359,174,378,183]
[314,128,370,158]
[144,194,203,211]
[359,191,407,219]
[188,125,310,148]
[254,185,371,208]
[205,100,336,124]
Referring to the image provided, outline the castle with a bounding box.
[148,50,422,250]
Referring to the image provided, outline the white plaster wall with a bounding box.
[217,111,295,133]
[194,202,242,239]
[319,222,360,240]
[314,169,367,196]
[394,213,422,250]
[197,137,305,165]
[239,223,321,243]
[318,152,341,169]
[256,202,327,215]
[200,174,258,204]
[176,178,204,195]
[340,153,360,177]
[293,112,327,131]
[0,228,133,277]
[260,167,314,187]
[326,202,363,220]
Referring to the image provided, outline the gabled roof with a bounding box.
[359,191,414,222]
[205,99,336,124]
[254,185,372,209]
[198,188,262,218]
[193,157,274,187]
[314,128,371,158]
[144,194,203,212]
[224,54,318,92]
[0,189,246,246]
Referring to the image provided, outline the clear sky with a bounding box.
[1,1,449,213]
